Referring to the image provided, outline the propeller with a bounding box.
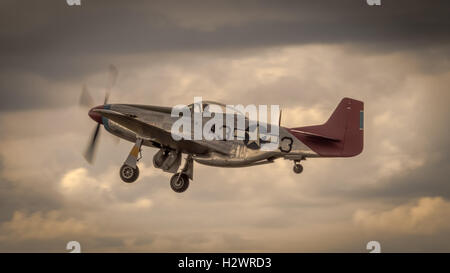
[80,65,119,163]
[84,122,101,163]
[104,64,118,105]
[79,84,94,108]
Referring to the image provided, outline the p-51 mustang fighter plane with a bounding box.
[80,67,363,193]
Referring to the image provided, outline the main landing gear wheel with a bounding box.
[170,173,189,193]
[120,165,140,183]
[293,163,303,174]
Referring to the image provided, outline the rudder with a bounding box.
[288,98,364,157]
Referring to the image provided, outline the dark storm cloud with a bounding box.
[318,150,450,201]
[0,155,63,223]
[0,178,62,221]
[1,0,450,111]
[2,0,449,59]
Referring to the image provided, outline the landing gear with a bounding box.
[118,138,194,192]
[293,162,303,174]
[170,173,190,193]
[119,138,143,183]
[170,155,193,193]
[120,164,140,183]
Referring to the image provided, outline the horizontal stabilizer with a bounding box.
[288,129,341,142]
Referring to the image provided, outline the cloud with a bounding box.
[354,197,450,235]
[1,0,450,111]
[0,44,449,252]
[2,0,450,58]
[59,166,158,210]
[0,1,449,252]
[0,210,88,241]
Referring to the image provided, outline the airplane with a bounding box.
[80,66,364,193]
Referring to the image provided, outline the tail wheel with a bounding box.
[120,165,139,183]
[293,163,303,174]
[170,173,189,193]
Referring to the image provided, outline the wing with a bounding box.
[94,109,230,155]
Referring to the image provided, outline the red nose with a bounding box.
[88,105,104,124]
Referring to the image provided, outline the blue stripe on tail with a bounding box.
[359,110,364,130]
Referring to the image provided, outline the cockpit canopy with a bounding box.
[187,101,246,117]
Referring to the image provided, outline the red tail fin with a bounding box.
[288,98,364,157]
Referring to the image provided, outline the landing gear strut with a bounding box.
[119,138,143,183]
[293,160,304,174]
[170,155,193,193]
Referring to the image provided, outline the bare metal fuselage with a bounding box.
[101,104,317,167]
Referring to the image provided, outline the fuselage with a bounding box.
[97,103,317,167]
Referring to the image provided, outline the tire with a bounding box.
[170,173,189,193]
[293,164,303,174]
[120,165,139,183]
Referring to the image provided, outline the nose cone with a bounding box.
[88,105,104,124]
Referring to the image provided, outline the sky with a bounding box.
[0,0,449,252]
